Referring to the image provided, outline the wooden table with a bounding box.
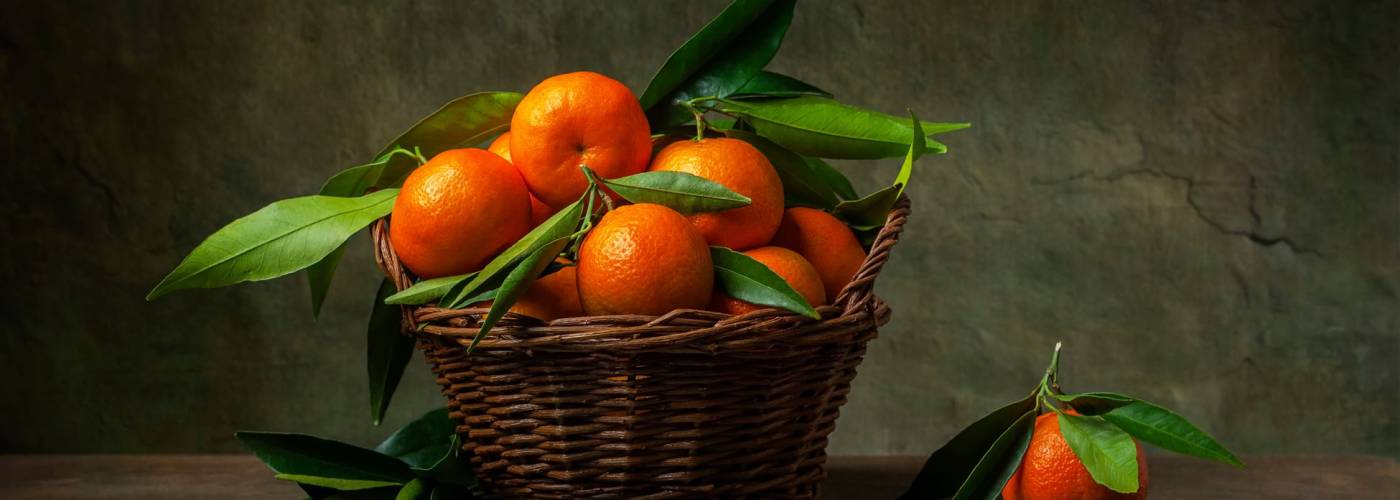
[2,455,1396,499]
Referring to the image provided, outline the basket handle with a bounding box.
[832,196,911,316]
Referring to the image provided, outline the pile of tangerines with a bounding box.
[388,71,863,320]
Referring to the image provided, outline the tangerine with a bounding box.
[649,137,784,250]
[389,149,530,278]
[1002,411,1149,500]
[488,132,556,227]
[770,207,866,303]
[576,203,713,315]
[510,72,652,209]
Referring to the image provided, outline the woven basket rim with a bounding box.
[372,196,910,352]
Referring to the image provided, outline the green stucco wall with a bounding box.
[2,0,1396,457]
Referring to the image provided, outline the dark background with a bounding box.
[2,0,1396,457]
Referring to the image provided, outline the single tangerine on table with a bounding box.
[488,131,555,226]
[1002,411,1150,500]
[389,148,531,278]
[510,71,652,209]
[710,246,826,315]
[649,137,784,250]
[770,207,867,303]
[576,203,713,316]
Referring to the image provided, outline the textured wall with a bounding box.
[2,0,1396,457]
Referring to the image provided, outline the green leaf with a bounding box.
[419,435,477,488]
[641,0,795,129]
[710,246,819,318]
[730,70,832,99]
[321,489,400,500]
[951,410,1036,500]
[148,190,399,300]
[833,185,900,231]
[1102,400,1244,467]
[367,280,414,426]
[803,157,858,200]
[275,474,402,491]
[1057,412,1141,494]
[1052,391,1137,416]
[717,96,967,159]
[832,111,926,228]
[596,169,751,214]
[321,149,423,198]
[466,236,572,353]
[375,408,456,470]
[306,149,425,317]
[307,245,345,318]
[429,484,474,500]
[725,129,843,209]
[440,199,584,308]
[384,273,476,305]
[395,478,430,500]
[900,396,1036,499]
[236,431,414,487]
[377,92,523,165]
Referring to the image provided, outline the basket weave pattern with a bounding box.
[372,198,910,499]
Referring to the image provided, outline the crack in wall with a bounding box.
[1032,168,1324,258]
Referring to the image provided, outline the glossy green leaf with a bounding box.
[466,236,572,353]
[726,129,842,209]
[395,478,430,500]
[1103,400,1244,467]
[440,198,584,308]
[306,149,424,318]
[275,474,401,491]
[597,169,751,214]
[718,96,968,159]
[641,0,795,129]
[1052,391,1137,416]
[832,185,899,231]
[375,408,456,470]
[377,92,523,165]
[1058,412,1141,494]
[306,246,345,319]
[384,273,475,306]
[147,189,399,300]
[236,431,414,487]
[367,280,413,426]
[419,435,477,488]
[710,246,819,318]
[832,111,925,227]
[731,70,832,99]
[951,410,1036,500]
[321,149,423,198]
[804,157,857,200]
[900,396,1036,499]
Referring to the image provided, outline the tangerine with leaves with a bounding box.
[474,261,583,322]
[1002,410,1149,500]
[711,246,826,315]
[649,137,784,250]
[771,207,867,303]
[577,203,713,316]
[510,71,652,209]
[389,148,530,278]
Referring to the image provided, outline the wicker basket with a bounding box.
[371,198,911,499]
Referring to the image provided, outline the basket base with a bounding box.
[417,327,875,499]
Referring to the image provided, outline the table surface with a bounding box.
[1,454,1397,499]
